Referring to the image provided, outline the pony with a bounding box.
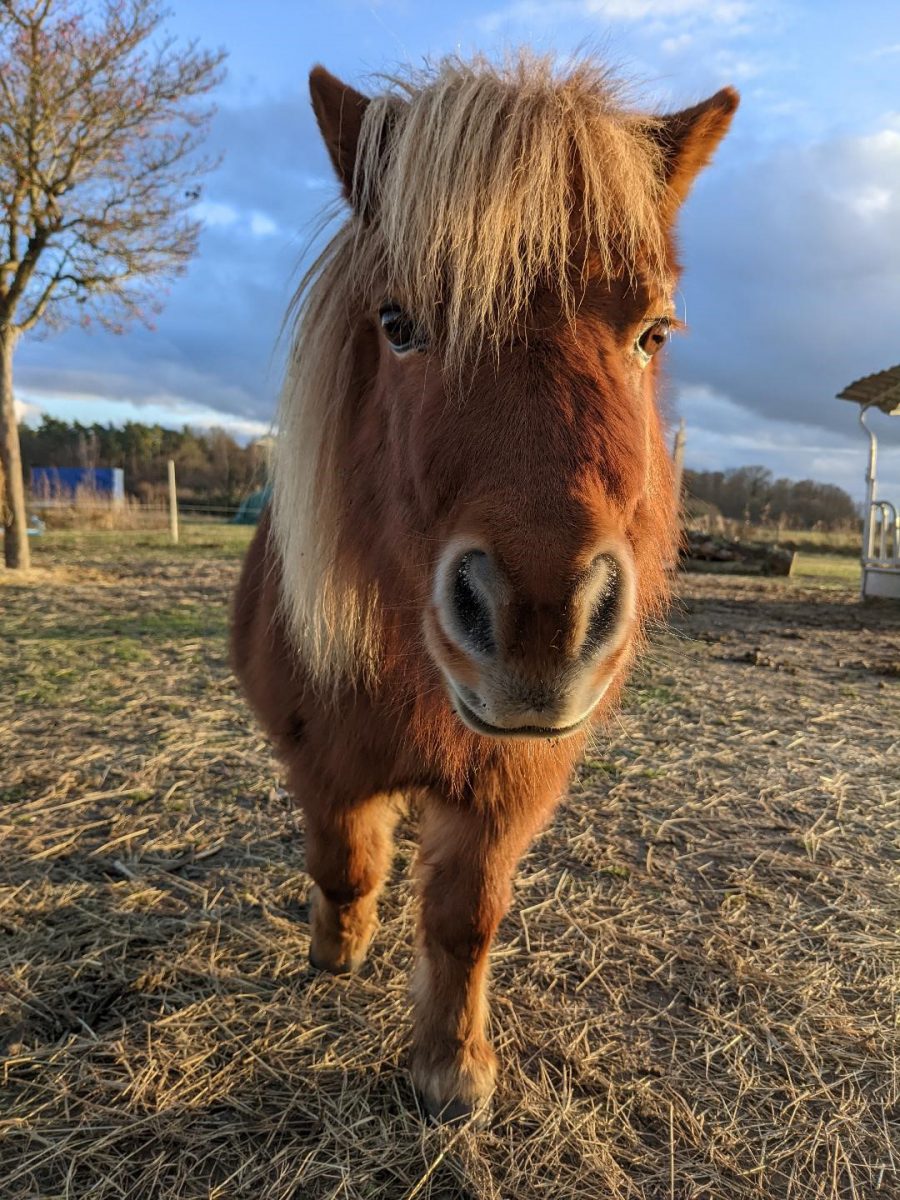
[231,52,737,1123]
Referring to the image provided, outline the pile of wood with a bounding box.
[681,530,796,576]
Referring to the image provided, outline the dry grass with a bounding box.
[684,522,862,557]
[32,494,170,531]
[2,527,898,1199]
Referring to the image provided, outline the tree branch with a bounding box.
[0,0,224,333]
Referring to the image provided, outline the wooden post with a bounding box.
[167,459,179,544]
[672,418,686,518]
[0,329,30,569]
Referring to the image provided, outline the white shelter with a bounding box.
[838,365,900,600]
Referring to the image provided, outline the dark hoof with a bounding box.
[418,1091,491,1129]
[308,949,354,975]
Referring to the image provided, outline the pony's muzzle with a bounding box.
[431,544,635,738]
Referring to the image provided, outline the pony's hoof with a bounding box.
[410,1045,496,1129]
[307,885,375,974]
[418,1090,491,1129]
[308,948,355,975]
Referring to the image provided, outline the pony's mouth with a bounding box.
[449,686,589,740]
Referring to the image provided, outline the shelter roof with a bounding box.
[837,365,900,415]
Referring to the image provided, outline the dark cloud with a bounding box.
[672,121,900,436]
[15,92,341,423]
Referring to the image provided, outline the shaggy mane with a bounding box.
[355,54,666,360]
[273,53,669,684]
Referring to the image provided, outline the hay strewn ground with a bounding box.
[1,527,898,1199]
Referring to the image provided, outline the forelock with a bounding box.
[351,52,668,366]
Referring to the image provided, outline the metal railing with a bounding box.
[865,500,899,566]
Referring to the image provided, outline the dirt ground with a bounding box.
[1,529,898,1199]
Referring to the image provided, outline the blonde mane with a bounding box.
[272,53,668,684]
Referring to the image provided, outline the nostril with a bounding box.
[583,554,621,654]
[451,552,495,655]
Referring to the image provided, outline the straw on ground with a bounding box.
[1,527,898,1199]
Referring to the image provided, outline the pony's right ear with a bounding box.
[650,87,739,213]
[309,65,370,198]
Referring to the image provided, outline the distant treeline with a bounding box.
[685,465,859,530]
[20,418,860,528]
[20,416,268,506]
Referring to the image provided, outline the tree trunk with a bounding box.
[0,329,30,570]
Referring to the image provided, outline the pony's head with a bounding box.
[274,55,737,738]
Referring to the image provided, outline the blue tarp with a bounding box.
[31,466,125,501]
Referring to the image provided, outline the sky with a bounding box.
[13,0,900,501]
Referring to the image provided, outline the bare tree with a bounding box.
[0,0,224,567]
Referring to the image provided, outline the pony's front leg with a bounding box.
[410,794,551,1123]
[301,788,402,975]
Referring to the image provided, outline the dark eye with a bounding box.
[379,303,427,354]
[637,317,670,360]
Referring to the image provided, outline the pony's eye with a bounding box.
[637,317,671,360]
[379,304,427,354]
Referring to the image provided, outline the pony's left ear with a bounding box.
[651,87,739,211]
[309,65,370,198]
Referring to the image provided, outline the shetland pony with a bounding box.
[232,54,737,1122]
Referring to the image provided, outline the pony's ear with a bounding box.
[651,87,739,211]
[309,65,370,197]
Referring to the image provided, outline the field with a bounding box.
[2,527,898,1199]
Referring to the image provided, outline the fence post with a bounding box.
[168,459,179,544]
[672,418,686,518]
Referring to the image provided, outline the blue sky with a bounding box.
[14,0,900,500]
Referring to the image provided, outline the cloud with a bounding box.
[670,115,900,452]
[674,385,900,501]
[711,48,765,81]
[19,389,273,442]
[193,200,240,228]
[478,0,753,34]
[13,91,339,427]
[851,185,891,218]
[194,201,281,238]
[662,33,694,55]
[249,211,279,237]
[14,396,40,423]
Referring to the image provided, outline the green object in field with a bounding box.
[232,486,271,525]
